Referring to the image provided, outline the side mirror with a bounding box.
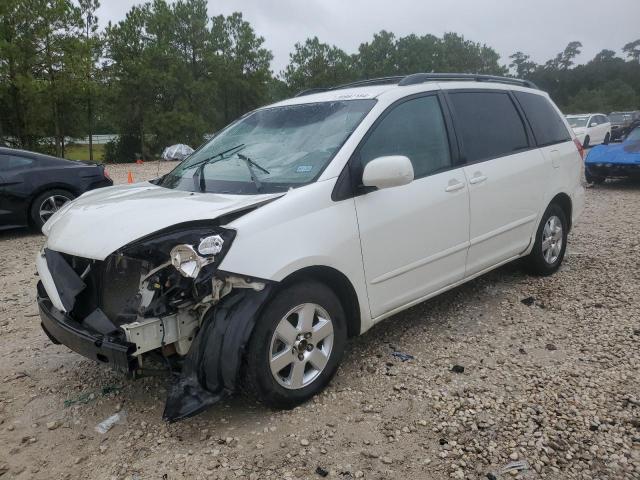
[362,155,414,190]
[590,122,597,127]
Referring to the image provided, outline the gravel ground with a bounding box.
[0,162,638,479]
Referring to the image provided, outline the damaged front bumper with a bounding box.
[36,238,275,422]
[38,282,137,372]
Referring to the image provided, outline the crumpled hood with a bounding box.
[43,182,284,260]
[586,141,640,165]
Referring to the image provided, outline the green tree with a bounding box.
[356,30,398,78]
[283,37,353,94]
[509,51,537,78]
[210,12,273,125]
[104,4,155,160]
[79,0,101,160]
[622,39,640,62]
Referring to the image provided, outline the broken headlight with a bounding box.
[120,223,236,270]
[197,234,224,256]
[171,244,213,278]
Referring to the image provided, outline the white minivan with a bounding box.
[36,74,585,421]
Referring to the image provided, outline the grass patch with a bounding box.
[64,143,106,163]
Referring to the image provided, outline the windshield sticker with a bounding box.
[296,165,313,173]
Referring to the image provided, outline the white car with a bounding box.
[566,113,611,147]
[36,74,585,421]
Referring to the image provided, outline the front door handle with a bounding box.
[469,174,487,185]
[445,181,465,192]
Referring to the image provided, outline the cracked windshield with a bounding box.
[160,99,376,194]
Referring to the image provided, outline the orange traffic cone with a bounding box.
[127,171,134,184]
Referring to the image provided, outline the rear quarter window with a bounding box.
[448,91,529,163]
[514,92,571,147]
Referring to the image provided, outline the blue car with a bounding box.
[585,127,640,184]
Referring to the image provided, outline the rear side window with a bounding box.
[513,91,571,147]
[0,154,34,170]
[448,92,528,163]
[359,95,451,179]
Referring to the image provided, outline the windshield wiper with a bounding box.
[236,153,270,192]
[184,143,246,171]
[190,144,246,192]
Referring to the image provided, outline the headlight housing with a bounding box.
[170,244,209,278]
[120,223,236,276]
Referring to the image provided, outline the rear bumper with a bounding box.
[38,282,137,372]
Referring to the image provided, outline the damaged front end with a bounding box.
[37,221,274,421]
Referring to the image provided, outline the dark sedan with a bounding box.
[0,147,113,231]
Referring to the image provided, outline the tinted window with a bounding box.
[359,95,451,178]
[448,92,528,163]
[514,91,571,146]
[589,116,599,126]
[0,154,34,170]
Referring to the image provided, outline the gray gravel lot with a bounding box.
[0,162,638,479]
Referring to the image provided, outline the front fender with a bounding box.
[219,179,372,331]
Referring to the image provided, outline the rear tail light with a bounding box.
[573,138,585,160]
[102,166,112,181]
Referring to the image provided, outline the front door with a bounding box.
[353,94,470,319]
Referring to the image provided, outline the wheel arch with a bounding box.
[549,192,572,231]
[26,183,80,226]
[279,265,362,338]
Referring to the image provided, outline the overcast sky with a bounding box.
[98,0,640,74]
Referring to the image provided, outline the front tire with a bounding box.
[524,204,568,276]
[604,132,610,144]
[243,281,347,409]
[30,189,75,230]
[583,136,590,148]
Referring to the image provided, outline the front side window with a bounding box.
[358,95,451,179]
[160,99,376,194]
[449,91,528,163]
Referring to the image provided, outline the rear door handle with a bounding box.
[469,174,487,185]
[445,181,465,192]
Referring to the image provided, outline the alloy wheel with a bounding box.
[269,303,334,389]
[39,194,71,224]
[541,215,563,264]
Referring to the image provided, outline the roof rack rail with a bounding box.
[398,73,538,89]
[294,76,405,97]
[294,73,537,97]
[334,76,405,90]
[295,87,332,97]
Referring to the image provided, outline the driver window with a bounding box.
[358,95,451,179]
[590,116,598,126]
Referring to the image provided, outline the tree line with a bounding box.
[1,0,639,162]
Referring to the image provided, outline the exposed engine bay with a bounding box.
[36,220,274,421]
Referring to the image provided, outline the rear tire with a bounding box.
[582,136,590,148]
[524,204,568,276]
[243,281,347,409]
[604,132,610,145]
[30,189,75,231]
